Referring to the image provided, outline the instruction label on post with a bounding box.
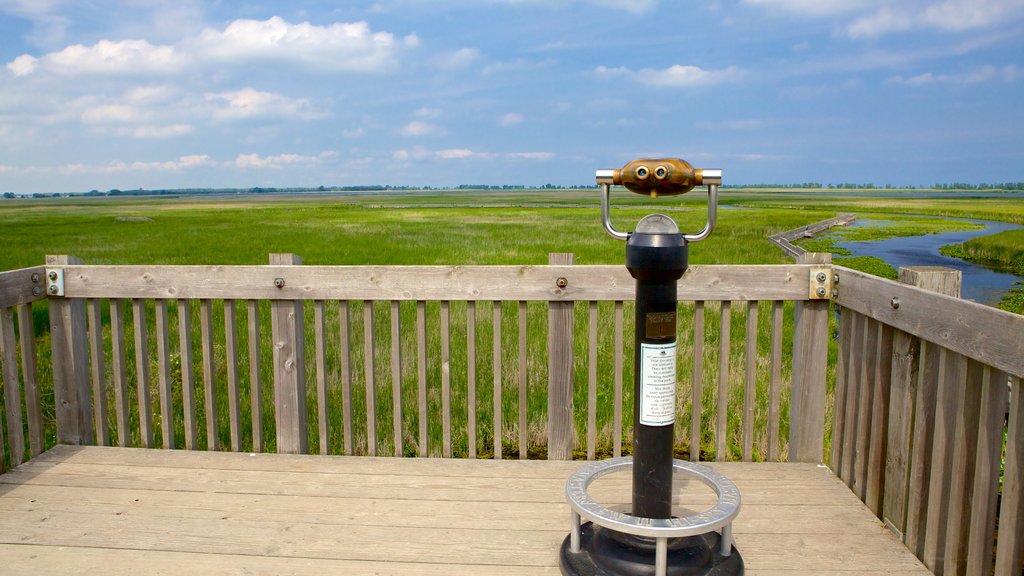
[639,342,676,426]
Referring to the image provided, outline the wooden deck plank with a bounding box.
[0,446,930,575]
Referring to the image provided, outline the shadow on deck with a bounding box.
[0,445,929,575]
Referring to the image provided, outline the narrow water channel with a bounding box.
[835,217,1023,306]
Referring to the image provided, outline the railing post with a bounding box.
[789,252,830,463]
[883,266,961,538]
[269,253,307,454]
[47,255,94,445]
[547,252,575,460]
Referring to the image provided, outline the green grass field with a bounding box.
[0,188,1019,462]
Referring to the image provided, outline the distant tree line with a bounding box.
[3,182,1023,198]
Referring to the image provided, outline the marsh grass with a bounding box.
[2,189,1016,465]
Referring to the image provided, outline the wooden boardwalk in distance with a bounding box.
[0,446,930,575]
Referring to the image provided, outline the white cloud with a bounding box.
[232,151,335,169]
[12,39,184,77]
[595,64,745,87]
[7,54,37,76]
[498,113,524,126]
[493,0,658,13]
[400,120,444,136]
[117,124,194,139]
[741,0,864,17]
[6,16,411,77]
[435,148,481,159]
[81,104,145,124]
[57,154,213,174]
[890,64,1021,85]
[847,1,1024,37]
[507,152,554,160]
[744,0,1024,38]
[414,107,442,119]
[194,17,404,72]
[435,47,483,70]
[394,147,552,161]
[205,88,320,121]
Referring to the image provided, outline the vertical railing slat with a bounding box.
[840,311,863,486]
[518,300,527,459]
[441,300,452,458]
[363,300,376,456]
[690,301,704,462]
[994,375,1024,576]
[921,347,964,573]
[853,314,877,500]
[416,301,427,457]
[789,252,831,464]
[898,266,961,554]
[86,300,109,446]
[132,299,153,448]
[767,301,783,462]
[466,301,477,459]
[17,304,43,457]
[390,300,403,457]
[176,300,198,450]
[905,338,941,557]
[339,300,353,455]
[155,300,174,449]
[47,256,92,446]
[830,306,852,474]
[742,301,757,462]
[614,301,624,458]
[223,300,241,452]
[965,366,1008,575]
[587,301,598,460]
[883,325,919,536]
[246,300,263,453]
[314,301,329,455]
[199,299,218,451]
[716,301,731,461]
[942,358,985,574]
[0,307,24,466]
[269,254,307,455]
[492,301,502,459]
[865,322,893,516]
[546,253,574,461]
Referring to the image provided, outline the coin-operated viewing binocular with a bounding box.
[560,158,742,576]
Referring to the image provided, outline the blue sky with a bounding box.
[1,0,1022,193]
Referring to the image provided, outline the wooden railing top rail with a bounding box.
[41,263,821,302]
[833,265,1024,378]
[0,265,47,309]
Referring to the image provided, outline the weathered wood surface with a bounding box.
[46,256,92,446]
[54,264,817,302]
[17,304,43,457]
[834,265,1023,378]
[0,266,46,308]
[546,253,574,460]
[269,254,307,455]
[0,445,932,575]
[995,376,1024,576]
[789,253,830,463]
[769,214,857,259]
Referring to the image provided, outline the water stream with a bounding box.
[835,217,1023,306]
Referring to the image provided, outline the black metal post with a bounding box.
[626,214,688,519]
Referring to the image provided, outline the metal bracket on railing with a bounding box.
[45,268,65,297]
[809,268,831,300]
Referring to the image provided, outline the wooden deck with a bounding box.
[0,446,930,575]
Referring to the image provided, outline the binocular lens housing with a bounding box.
[613,158,703,197]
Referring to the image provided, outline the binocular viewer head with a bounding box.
[597,157,722,242]
[596,158,722,198]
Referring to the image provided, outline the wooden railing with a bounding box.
[0,252,830,466]
[0,253,1021,574]
[832,265,1023,576]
